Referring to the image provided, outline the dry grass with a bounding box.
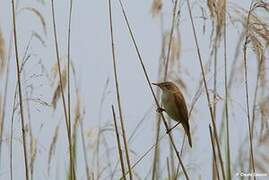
[0,29,5,75]
[0,0,268,180]
[48,124,60,175]
[18,7,47,35]
[108,0,133,178]
[51,62,68,109]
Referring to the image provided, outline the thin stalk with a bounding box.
[243,1,256,179]
[50,1,75,179]
[223,6,231,180]
[212,42,218,180]
[108,0,133,179]
[186,1,225,179]
[10,85,18,180]
[71,62,91,180]
[163,0,178,77]
[11,0,29,179]
[209,125,220,180]
[111,106,152,178]
[250,53,264,140]
[0,0,21,162]
[67,0,73,158]
[0,25,13,165]
[112,105,126,180]
[9,41,31,180]
[163,1,179,177]
[151,13,165,180]
[213,46,218,118]
[79,117,90,180]
[67,0,75,178]
[166,157,171,180]
[120,133,167,180]
[117,0,189,179]
[151,111,161,180]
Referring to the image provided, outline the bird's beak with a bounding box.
[152,82,160,87]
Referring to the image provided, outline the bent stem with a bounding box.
[186,0,225,179]
[118,0,189,179]
[108,0,133,179]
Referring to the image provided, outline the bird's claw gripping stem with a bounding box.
[156,107,165,113]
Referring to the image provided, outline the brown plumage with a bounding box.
[153,81,192,147]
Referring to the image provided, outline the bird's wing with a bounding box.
[174,92,189,123]
[174,92,192,147]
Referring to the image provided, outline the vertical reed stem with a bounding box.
[50,0,76,179]
[117,0,189,179]
[11,0,29,179]
[108,0,133,179]
[112,105,126,180]
[186,0,226,179]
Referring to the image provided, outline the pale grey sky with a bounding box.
[0,0,268,179]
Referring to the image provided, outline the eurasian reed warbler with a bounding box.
[153,81,192,147]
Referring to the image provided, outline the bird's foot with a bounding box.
[156,107,165,113]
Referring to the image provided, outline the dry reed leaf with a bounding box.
[30,138,37,174]
[48,124,60,174]
[51,63,67,109]
[0,29,5,75]
[248,33,266,86]
[260,97,269,128]
[247,15,269,88]
[151,0,162,17]
[74,95,82,129]
[20,7,47,35]
[50,63,58,86]
[32,31,46,47]
[50,57,67,86]
[254,1,269,12]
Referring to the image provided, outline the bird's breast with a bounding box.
[162,92,180,122]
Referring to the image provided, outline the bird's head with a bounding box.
[152,81,179,92]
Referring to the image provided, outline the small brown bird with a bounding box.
[153,81,192,147]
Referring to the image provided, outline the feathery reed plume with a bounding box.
[11,0,29,179]
[207,0,226,39]
[117,0,189,179]
[112,105,126,180]
[150,0,162,17]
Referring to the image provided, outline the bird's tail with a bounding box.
[182,123,192,148]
